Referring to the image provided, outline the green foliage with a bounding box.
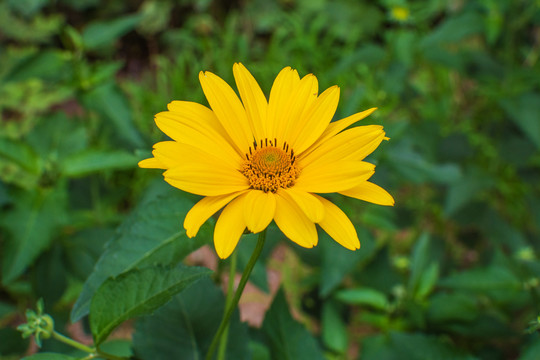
[1,0,539,358]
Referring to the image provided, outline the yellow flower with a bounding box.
[390,6,410,22]
[139,63,394,259]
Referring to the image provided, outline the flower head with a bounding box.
[139,63,394,259]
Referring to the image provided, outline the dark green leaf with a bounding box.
[1,186,67,284]
[321,301,348,353]
[320,229,376,297]
[500,93,540,149]
[133,278,250,360]
[262,289,325,360]
[520,338,540,360]
[440,266,521,292]
[81,83,143,148]
[82,14,142,50]
[90,264,211,345]
[22,354,78,360]
[71,181,210,322]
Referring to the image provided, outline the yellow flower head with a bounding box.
[139,63,394,259]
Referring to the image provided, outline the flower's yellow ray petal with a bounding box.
[243,190,276,233]
[299,125,385,167]
[138,157,166,169]
[184,191,247,238]
[278,74,318,145]
[267,67,300,140]
[314,195,360,250]
[214,193,248,259]
[292,85,340,154]
[163,144,249,196]
[233,63,268,140]
[340,181,395,206]
[274,191,318,248]
[150,141,186,168]
[199,71,253,153]
[294,161,375,193]
[282,187,324,223]
[306,108,378,154]
[155,111,241,168]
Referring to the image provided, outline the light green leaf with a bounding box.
[334,287,389,310]
[71,181,210,322]
[1,186,67,284]
[61,150,139,177]
[262,289,325,360]
[0,137,41,174]
[90,264,211,345]
[133,278,250,360]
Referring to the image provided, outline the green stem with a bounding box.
[217,250,238,360]
[205,230,267,360]
[52,330,95,354]
[52,331,127,360]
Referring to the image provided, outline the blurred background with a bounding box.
[1,0,540,358]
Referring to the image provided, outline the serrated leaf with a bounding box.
[334,287,389,310]
[133,278,250,360]
[71,181,210,322]
[262,289,325,360]
[1,186,67,284]
[61,149,139,177]
[82,14,142,50]
[90,264,211,345]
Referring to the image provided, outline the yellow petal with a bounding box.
[199,71,253,153]
[184,191,247,238]
[294,161,375,193]
[233,63,268,140]
[267,67,300,140]
[214,193,248,259]
[163,147,249,196]
[282,187,324,223]
[150,141,185,168]
[300,125,385,167]
[243,190,276,233]
[138,157,165,169]
[314,195,360,250]
[292,85,340,154]
[274,192,318,248]
[340,181,395,206]
[307,108,377,153]
[278,74,318,145]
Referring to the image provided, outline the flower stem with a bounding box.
[205,230,267,360]
[52,330,95,354]
[217,250,238,360]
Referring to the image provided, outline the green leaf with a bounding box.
[320,228,376,297]
[61,149,139,177]
[420,12,483,48]
[82,14,143,50]
[2,50,71,83]
[321,301,348,353]
[362,331,477,360]
[1,186,67,284]
[22,354,78,360]
[0,137,41,174]
[440,266,521,292]
[334,287,389,310]
[500,93,540,149]
[90,264,211,345]
[262,289,325,360]
[444,167,494,216]
[81,83,143,148]
[71,181,210,322]
[520,338,540,360]
[133,278,250,360]
[427,293,478,323]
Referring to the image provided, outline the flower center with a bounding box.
[241,139,299,193]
